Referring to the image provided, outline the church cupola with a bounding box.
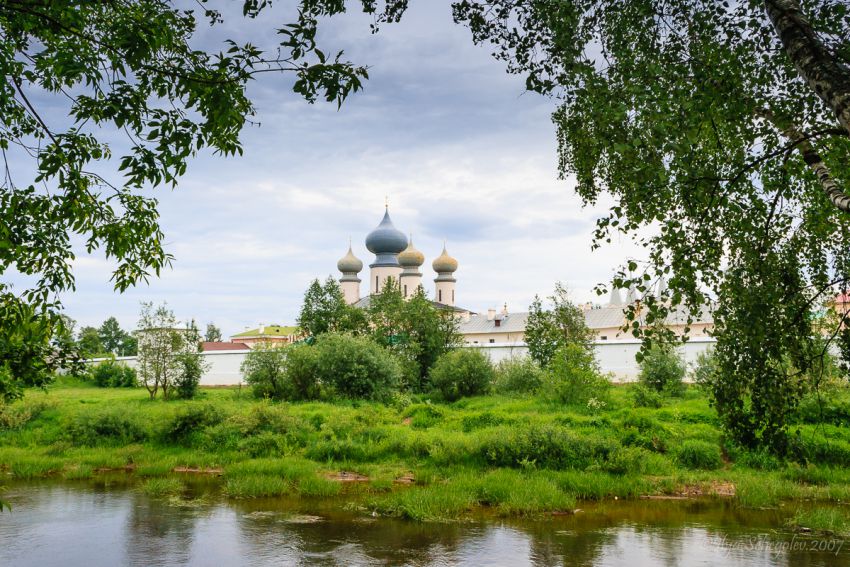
[399,235,424,298]
[433,243,458,306]
[337,243,362,304]
[365,206,407,294]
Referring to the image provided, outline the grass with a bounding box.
[787,507,850,536]
[1,382,849,521]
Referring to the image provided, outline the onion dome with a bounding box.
[337,245,363,273]
[398,236,425,268]
[432,244,458,273]
[365,209,407,256]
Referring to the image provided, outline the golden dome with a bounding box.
[432,245,458,273]
[337,245,363,273]
[398,236,425,268]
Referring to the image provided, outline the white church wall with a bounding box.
[90,338,716,386]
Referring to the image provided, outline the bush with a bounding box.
[161,404,224,444]
[173,353,206,400]
[639,345,686,395]
[429,349,494,401]
[676,439,723,470]
[481,424,617,469]
[493,357,544,394]
[630,384,664,408]
[282,343,322,400]
[544,344,609,406]
[241,345,290,400]
[66,409,147,445]
[90,359,137,388]
[313,333,403,401]
[692,349,719,391]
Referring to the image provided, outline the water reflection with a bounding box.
[0,481,847,567]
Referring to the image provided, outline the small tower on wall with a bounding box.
[337,243,363,304]
[398,235,425,298]
[432,244,458,306]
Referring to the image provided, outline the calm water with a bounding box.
[1,480,848,566]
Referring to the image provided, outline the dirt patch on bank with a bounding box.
[642,480,736,500]
[326,471,370,482]
[172,466,223,475]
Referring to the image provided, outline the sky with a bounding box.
[11,1,645,338]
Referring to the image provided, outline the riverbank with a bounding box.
[1,381,849,531]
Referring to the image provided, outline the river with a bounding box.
[0,479,847,566]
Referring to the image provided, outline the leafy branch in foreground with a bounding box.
[0,0,408,393]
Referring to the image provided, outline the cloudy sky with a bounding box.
[14,1,645,337]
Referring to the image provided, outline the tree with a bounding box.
[452,1,850,453]
[525,283,593,368]
[368,281,463,390]
[173,321,209,399]
[77,326,104,358]
[0,304,62,403]
[136,302,187,400]
[98,317,127,355]
[297,277,368,337]
[0,1,406,388]
[204,323,222,343]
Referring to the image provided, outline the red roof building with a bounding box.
[201,341,250,352]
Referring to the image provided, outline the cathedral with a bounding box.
[336,206,467,311]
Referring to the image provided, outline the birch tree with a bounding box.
[452,0,850,452]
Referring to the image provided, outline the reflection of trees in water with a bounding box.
[234,511,466,565]
[124,492,208,566]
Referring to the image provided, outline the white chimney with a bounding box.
[487,308,496,321]
[258,324,265,334]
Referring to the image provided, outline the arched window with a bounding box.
[439,289,442,302]
[404,285,408,297]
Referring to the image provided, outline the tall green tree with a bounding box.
[0,1,405,388]
[297,277,368,338]
[525,283,593,368]
[452,0,850,453]
[98,317,126,355]
[368,281,463,390]
[204,323,222,343]
[77,326,104,358]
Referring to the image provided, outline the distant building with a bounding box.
[336,205,475,316]
[460,282,714,345]
[230,325,300,348]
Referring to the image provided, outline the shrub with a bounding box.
[312,333,402,401]
[161,404,224,444]
[237,432,290,458]
[90,359,137,388]
[241,344,290,400]
[639,345,686,395]
[630,384,664,408]
[493,357,544,394]
[282,343,322,400]
[676,439,723,470]
[173,353,207,400]
[544,344,609,406]
[429,349,494,401]
[480,425,617,470]
[66,409,147,445]
[692,349,719,391]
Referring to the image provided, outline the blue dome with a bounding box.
[366,209,407,257]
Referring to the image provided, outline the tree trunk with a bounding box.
[764,0,850,135]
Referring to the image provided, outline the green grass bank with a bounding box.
[2,380,850,528]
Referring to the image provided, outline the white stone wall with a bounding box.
[91,338,716,386]
[469,338,717,382]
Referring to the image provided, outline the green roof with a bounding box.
[232,325,298,338]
